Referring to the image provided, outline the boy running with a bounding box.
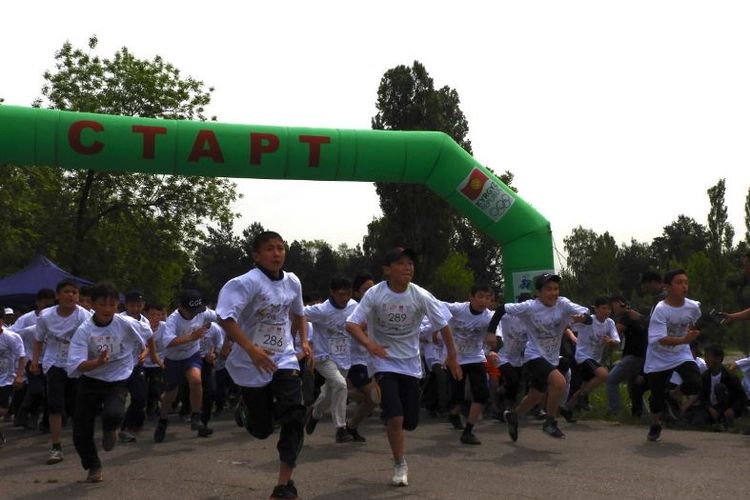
[304,276,359,443]
[444,284,496,445]
[31,279,92,464]
[561,297,620,421]
[217,231,310,500]
[0,317,25,446]
[644,269,702,442]
[491,273,591,440]
[67,283,146,482]
[346,247,461,487]
[154,289,217,442]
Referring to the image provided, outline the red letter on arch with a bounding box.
[188,130,224,163]
[68,120,104,155]
[250,133,280,165]
[298,135,330,168]
[132,125,167,159]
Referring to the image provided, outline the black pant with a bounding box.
[377,372,422,430]
[143,366,164,414]
[647,361,701,415]
[19,367,46,423]
[214,367,236,410]
[449,362,490,405]
[422,364,450,412]
[200,358,215,425]
[72,376,128,471]
[499,363,522,404]
[239,369,305,468]
[121,364,147,431]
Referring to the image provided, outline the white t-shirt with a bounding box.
[118,312,153,364]
[199,322,225,358]
[34,305,92,374]
[67,314,146,382]
[499,315,527,367]
[0,328,25,386]
[12,310,43,356]
[346,281,451,378]
[420,316,446,368]
[645,299,701,373]
[444,302,493,365]
[162,308,218,361]
[573,316,620,364]
[216,268,304,388]
[305,299,358,370]
[143,321,167,368]
[504,297,589,366]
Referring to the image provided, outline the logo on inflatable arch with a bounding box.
[458,168,514,222]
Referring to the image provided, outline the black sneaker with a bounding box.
[347,426,366,442]
[542,419,565,438]
[448,413,463,430]
[504,410,519,442]
[647,424,662,442]
[234,401,247,428]
[335,427,354,443]
[460,432,481,445]
[102,430,117,451]
[559,406,577,423]
[270,479,299,499]
[196,422,214,438]
[305,408,318,435]
[154,418,168,443]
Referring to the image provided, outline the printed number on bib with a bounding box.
[255,323,286,354]
[92,335,121,356]
[384,304,410,331]
[57,340,70,362]
[328,334,350,355]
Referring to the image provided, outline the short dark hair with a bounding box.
[56,279,80,293]
[90,282,119,302]
[641,271,662,284]
[594,297,609,307]
[608,294,627,305]
[251,231,284,252]
[663,269,687,285]
[470,283,493,296]
[705,345,725,361]
[352,273,373,292]
[36,288,55,301]
[330,276,352,292]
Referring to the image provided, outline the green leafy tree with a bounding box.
[706,179,734,309]
[368,61,511,287]
[429,253,475,301]
[651,215,709,270]
[562,226,619,301]
[193,220,247,302]
[24,36,238,302]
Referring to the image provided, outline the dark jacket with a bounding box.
[699,367,747,410]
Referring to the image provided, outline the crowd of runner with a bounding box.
[2,231,750,500]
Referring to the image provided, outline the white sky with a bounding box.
[3,1,750,259]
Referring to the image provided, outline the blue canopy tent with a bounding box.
[0,255,92,307]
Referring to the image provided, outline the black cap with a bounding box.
[534,273,561,290]
[383,247,417,265]
[179,289,206,314]
[124,290,145,302]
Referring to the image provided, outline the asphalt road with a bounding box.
[1,410,749,499]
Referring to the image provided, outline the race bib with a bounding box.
[57,340,70,362]
[199,336,212,354]
[328,334,350,356]
[254,323,287,354]
[383,304,411,331]
[91,335,121,356]
[537,335,560,358]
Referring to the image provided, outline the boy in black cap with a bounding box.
[489,273,591,440]
[154,289,217,442]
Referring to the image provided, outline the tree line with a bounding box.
[2,37,750,354]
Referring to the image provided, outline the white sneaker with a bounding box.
[46,447,64,465]
[391,461,408,487]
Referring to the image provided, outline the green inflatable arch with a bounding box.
[0,105,553,297]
